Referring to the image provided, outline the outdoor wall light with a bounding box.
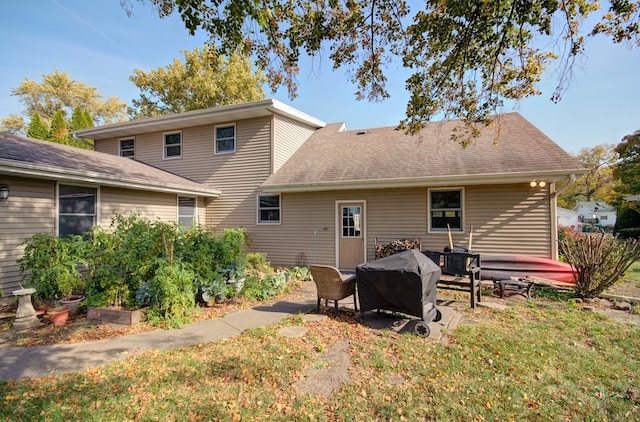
[529,180,547,188]
[0,184,9,200]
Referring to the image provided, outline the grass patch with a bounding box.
[626,260,640,283]
[1,301,639,421]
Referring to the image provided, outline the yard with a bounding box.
[1,272,639,421]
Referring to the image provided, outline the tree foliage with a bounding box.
[125,0,640,144]
[129,45,266,118]
[26,113,49,140]
[614,129,640,197]
[0,114,26,134]
[10,69,127,127]
[557,144,618,209]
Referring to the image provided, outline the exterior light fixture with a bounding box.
[529,181,537,187]
[538,181,546,188]
[529,180,547,188]
[0,184,9,200]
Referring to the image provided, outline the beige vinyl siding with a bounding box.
[273,115,316,173]
[0,177,56,299]
[94,139,118,155]
[93,117,272,229]
[99,187,181,225]
[248,184,553,269]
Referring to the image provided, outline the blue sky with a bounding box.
[1,0,638,154]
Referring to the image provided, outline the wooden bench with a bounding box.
[422,250,482,308]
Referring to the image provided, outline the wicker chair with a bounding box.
[310,265,358,312]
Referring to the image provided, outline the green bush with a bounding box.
[144,259,197,328]
[18,233,86,300]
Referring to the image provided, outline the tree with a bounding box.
[557,144,618,209]
[26,113,49,140]
[614,129,640,197]
[0,114,26,134]
[129,45,266,118]
[49,109,68,142]
[127,0,639,144]
[10,69,127,127]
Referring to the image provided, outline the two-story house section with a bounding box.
[75,99,325,259]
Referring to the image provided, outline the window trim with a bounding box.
[119,137,135,158]
[257,193,281,225]
[214,123,236,155]
[177,196,197,228]
[427,187,465,233]
[163,131,182,160]
[56,183,99,237]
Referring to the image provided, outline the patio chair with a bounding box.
[310,265,358,312]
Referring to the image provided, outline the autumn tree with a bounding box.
[125,0,639,144]
[26,113,49,140]
[9,69,127,128]
[557,144,618,209]
[1,114,26,134]
[129,45,266,118]
[49,110,68,142]
[614,129,640,197]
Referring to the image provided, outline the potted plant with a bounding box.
[47,305,70,327]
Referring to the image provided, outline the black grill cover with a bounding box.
[356,249,441,319]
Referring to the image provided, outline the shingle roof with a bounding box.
[0,132,220,197]
[262,113,585,192]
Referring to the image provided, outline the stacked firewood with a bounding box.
[375,239,422,259]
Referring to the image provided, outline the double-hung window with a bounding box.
[164,132,182,159]
[58,184,97,237]
[119,138,135,158]
[258,194,280,224]
[178,197,196,227]
[429,188,463,232]
[215,124,235,154]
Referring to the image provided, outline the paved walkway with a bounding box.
[0,283,462,381]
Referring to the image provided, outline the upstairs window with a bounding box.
[429,189,463,232]
[215,124,236,154]
[58,184,97,237]
[164,132,182,159]
[119,138,135,158]
[258,194,280,224]
[178,197,196,227]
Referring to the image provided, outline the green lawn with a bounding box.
[2,298,639,421]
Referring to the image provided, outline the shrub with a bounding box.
[18,233,86,300]
[559,231,640,298]
[144,259,197,328]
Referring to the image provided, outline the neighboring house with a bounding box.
[557,207,581,231]
[624,194,640,202]
[1,99,586,298]
[573,201,617,227]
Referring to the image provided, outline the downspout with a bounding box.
[550,174,577,259]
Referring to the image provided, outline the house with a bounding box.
[573,201,617,227]
[557,207,581,231]
[1,99,585,299]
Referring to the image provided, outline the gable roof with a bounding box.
[262,113,586,192]
[0,132,221,197]
[573,201,616,213]
[74,99,326,140]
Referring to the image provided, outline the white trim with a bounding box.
[118,137,135,158]
[335,200,367,269]
[427,187,465,233]
[163,131,182,160]
[256,193,281,225]
[214,123,236,155]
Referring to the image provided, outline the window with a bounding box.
[215,124,235,154]
[119,138,135,158]
[178,197,196,227]
[342,206,362,237]
[164,132,181,158]
[58,185,97,237]
[258,194,280,224]
[429,189,463,231]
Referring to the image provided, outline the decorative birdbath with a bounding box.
[12,288,43,330]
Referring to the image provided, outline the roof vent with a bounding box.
[356,130,367,135]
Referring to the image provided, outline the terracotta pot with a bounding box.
[47,306,70,327]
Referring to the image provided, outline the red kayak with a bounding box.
[480,255,575,283]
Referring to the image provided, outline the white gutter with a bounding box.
[0,159,221,198]
[551,173,577,198]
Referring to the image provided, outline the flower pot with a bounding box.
[60,295,85,317]
[47,306,70,327]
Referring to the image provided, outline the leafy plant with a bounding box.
[559,232,640,298]
[145,259,197,328]
[18,233,86,300]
